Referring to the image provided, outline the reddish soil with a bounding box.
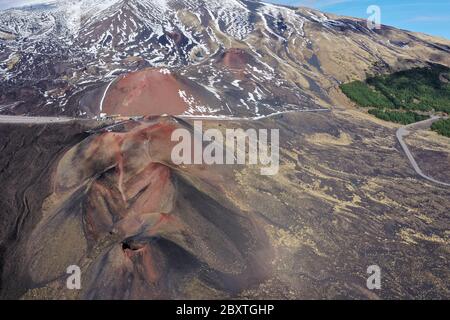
[218,48,252,71]
[0,117,273,299]
[103,68,202,116]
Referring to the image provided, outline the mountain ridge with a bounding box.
[1,1,450,301]
[1,0,450,117]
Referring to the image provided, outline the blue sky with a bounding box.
[271,0,450,39]
[0,0,449,39]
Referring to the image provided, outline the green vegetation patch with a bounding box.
[340,65,450,113]
[368,109,428,125]
[340,65,450,137]
[340,81,394,108]
[431,118,450,138]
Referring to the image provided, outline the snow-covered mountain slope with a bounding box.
[1,0,450,117]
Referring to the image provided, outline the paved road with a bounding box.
[178,108,331,121]
[0,108,331,135]
[0,115,75,124]
[2,111,448,187]
[87,109,331,133]
[396,116,450,187]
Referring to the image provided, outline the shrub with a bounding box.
[431,118,450,137]
[341,65,450,113]
[368,109,429,125]
[340,81,394,108]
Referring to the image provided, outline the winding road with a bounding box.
[2,111,448,187]
[396,116,450,187]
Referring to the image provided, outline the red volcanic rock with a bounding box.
[103,68,205,117]
[19,116,272,299]
[218,48,252,70]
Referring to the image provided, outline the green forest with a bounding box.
[340,64,450,130]
[431,118,450,137]
[368,109,428,125]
